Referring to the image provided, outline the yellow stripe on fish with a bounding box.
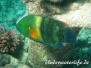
[28,16,43,41]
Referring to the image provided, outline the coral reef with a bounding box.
[0,0,26,29]
[0,25,19,53]
[62,47,91,68]
[0,0,91,68]
[76,28,91,48]
[70,47,91,61]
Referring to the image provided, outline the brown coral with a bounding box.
[0,25,19,53]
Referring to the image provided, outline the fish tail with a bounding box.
[63,27,76,44]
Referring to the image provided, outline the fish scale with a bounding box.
[40,18,66,47]
[52,23,59,43]
[40,18,54,45]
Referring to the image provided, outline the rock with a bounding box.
[26,39,74,68]
[0,54,10,66]
[25,0,91,28]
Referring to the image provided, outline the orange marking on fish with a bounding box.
[29,27,39,39]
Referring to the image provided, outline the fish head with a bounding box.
[16,15,32,37]
[16,15,42,40]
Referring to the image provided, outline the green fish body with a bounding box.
[16,15,76,48]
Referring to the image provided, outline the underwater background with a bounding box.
[0,0,91,68]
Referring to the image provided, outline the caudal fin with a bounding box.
[63,27,77,44]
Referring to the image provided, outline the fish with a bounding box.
[16,15,76,48]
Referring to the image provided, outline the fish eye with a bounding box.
[19,24,22,26]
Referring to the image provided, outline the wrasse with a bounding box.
[16,15,76,48]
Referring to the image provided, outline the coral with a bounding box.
[0,0,26,29]
[69,47,91,62]
[63,47,91,68]
[75,28,91,48]
[0,25,19,53]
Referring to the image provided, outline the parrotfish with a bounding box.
[16,15,76,48]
